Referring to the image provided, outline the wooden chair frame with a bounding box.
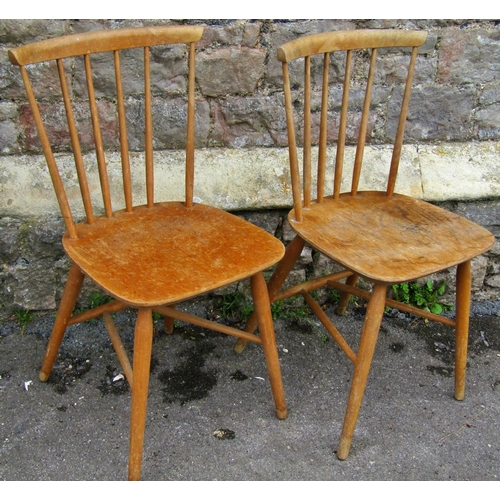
[234,29,495,460]
[9,25,287,480]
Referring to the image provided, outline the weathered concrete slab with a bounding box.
[419,142,500,201]
[0,302,499,481]
[2,142,499,217]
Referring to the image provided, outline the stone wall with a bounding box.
[1,19,500,317]
[3,19,500,154]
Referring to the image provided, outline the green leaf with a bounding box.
[430,303,443,314]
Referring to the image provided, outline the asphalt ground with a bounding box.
[1,299,499,489]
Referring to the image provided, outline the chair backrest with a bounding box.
[8,26,204,239]
[278,29,427,222]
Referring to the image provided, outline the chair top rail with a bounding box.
[277,29,427,63]
[8,25,204,66]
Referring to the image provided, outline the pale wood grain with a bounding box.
[268,28,495,461]
[8,26,204,65]
[277,29,427,62]
[11,25,287,481]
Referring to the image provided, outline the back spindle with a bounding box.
[317,52,330,203]
[19,65,78,239]
[303,55,312,209]
[386,46,419,197]
[144,46,154,208]
[114,49,133,213]
[351,48,377,196]
[185,41,196,207]
[333,49,352,199]
[57,58,95,224]
[282,61,303,223]
[85,53,113,218]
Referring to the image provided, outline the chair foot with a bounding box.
[164,316,175,334]
[163,304,177,334]
[128,308,154,481]
[251,272,287,420]
[336,437,351,460]
[276,408,288,420]
[233,337,249,354]
[336,274,359,315]
[233,311,259,354]
[39,263,84,382]
[337,283,387,460]
[455,260,472,402]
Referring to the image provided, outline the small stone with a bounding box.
[213,428,235,440]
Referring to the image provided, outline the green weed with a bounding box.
[391,280,451,315]
[326,288,341,304]
[217,291,254,322]
[271,297,310,321]
[72,292,114,323]
[88,292,112,309]
[216,290,313,323]
[14,309,34,333]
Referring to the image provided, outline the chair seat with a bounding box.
[63,202,285,307]
[289,191,495,284]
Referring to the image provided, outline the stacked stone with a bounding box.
[1,19,500,316]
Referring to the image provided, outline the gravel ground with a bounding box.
[1,299,499,485]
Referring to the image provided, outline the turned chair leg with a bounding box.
[251,272,288,420]
[455,260,472,401]
[234,235,305,354]
[39,263,84,382]
[337,283,387,460]
[164,304,176,334]
[128,308,154,481]
[336,274,360,315]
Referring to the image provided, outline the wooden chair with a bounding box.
[235,29,495,459]
[8,26,287,480]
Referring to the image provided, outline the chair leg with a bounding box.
[336,274,359,315]
[337,283,387,460]
[164,304,176,334]
[251,272,288,420]
[234,235,305,354]
[455,260,472,401]
[39,263,84,382]
[128,308,154,481]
